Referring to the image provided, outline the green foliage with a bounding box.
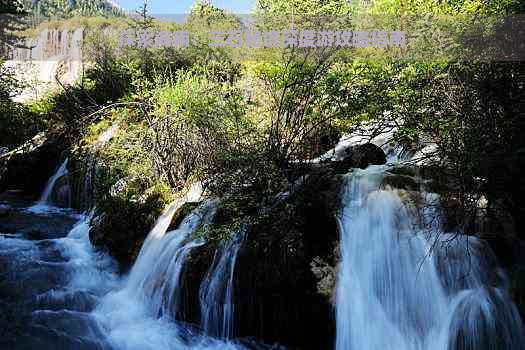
[23,0,123,18]
[368,0,524,14]
[2,0,520,250]
[190,1,229,17]
[0,100,44,148]
[83,28,135,101]
[194,220,241,242]
[257,0,355,14]
[143,70,255,192]
[256,51,352,169]
[88,119,154,199]
[0,61,42,148]
[193,195,252,242]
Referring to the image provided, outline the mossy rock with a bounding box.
[389,165,419,177]
[381,173,420,191]
[89,186,172,271]
[234,170,341,349]
[180,169,342,349]
[168,202,200,231]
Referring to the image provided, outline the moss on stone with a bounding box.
[168,202,200,231]
[382,173,420,191]
[89,182,174,270]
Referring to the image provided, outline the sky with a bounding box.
[114,0,255,14]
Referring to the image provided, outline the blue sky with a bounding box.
[114,0,255,14]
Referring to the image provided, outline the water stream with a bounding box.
[1,134,523,349]
[335,164,525,350]
[199,228,245,339]
[38,158,69,205]
[0,182,246,350]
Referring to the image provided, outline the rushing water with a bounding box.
[0,204,117,349]
[90,198,245,350]
[199,228,245,339]
[2,126,524,349]
[38,158,69,205]
[0,180,247,349]
[335,165,525,350]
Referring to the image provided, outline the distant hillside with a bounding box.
[24,0,123,18]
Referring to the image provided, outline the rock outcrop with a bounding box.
[89,193,170,270]
[328,142,387,173]
[0,131,70,199]
[178,169,343,349]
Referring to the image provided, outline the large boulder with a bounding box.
[331,143,386,173]
[180,170,343,349]
[89,193,171,271]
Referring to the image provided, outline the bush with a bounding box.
[144,71,254,192]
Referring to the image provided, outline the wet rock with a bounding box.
[178,242,216,324]
[89,194,170,271]
[331,143,387,173]
[381,173,419,191]
[351,143,387,168]
[508,264,525,320]
[48,176,71,208]
[182,171,342,349]
[0,130,71,199]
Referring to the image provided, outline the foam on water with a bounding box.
[335,166,524,350]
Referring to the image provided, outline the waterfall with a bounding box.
[59,210,119,292]
[37,158,70,206]
[125,205,209,319]
[335,165,525,350]
[81,122,120,210]
[199,228,245,339]
[5,27,83,102]
[90,188,249,350]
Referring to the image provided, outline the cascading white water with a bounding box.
[335,165,525,350]
[199,228,245,339]
[90,186,247,349]
[37,158,70,206]
[58,212,119,291]
[128,182,204,282]
[125,205,209,319]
